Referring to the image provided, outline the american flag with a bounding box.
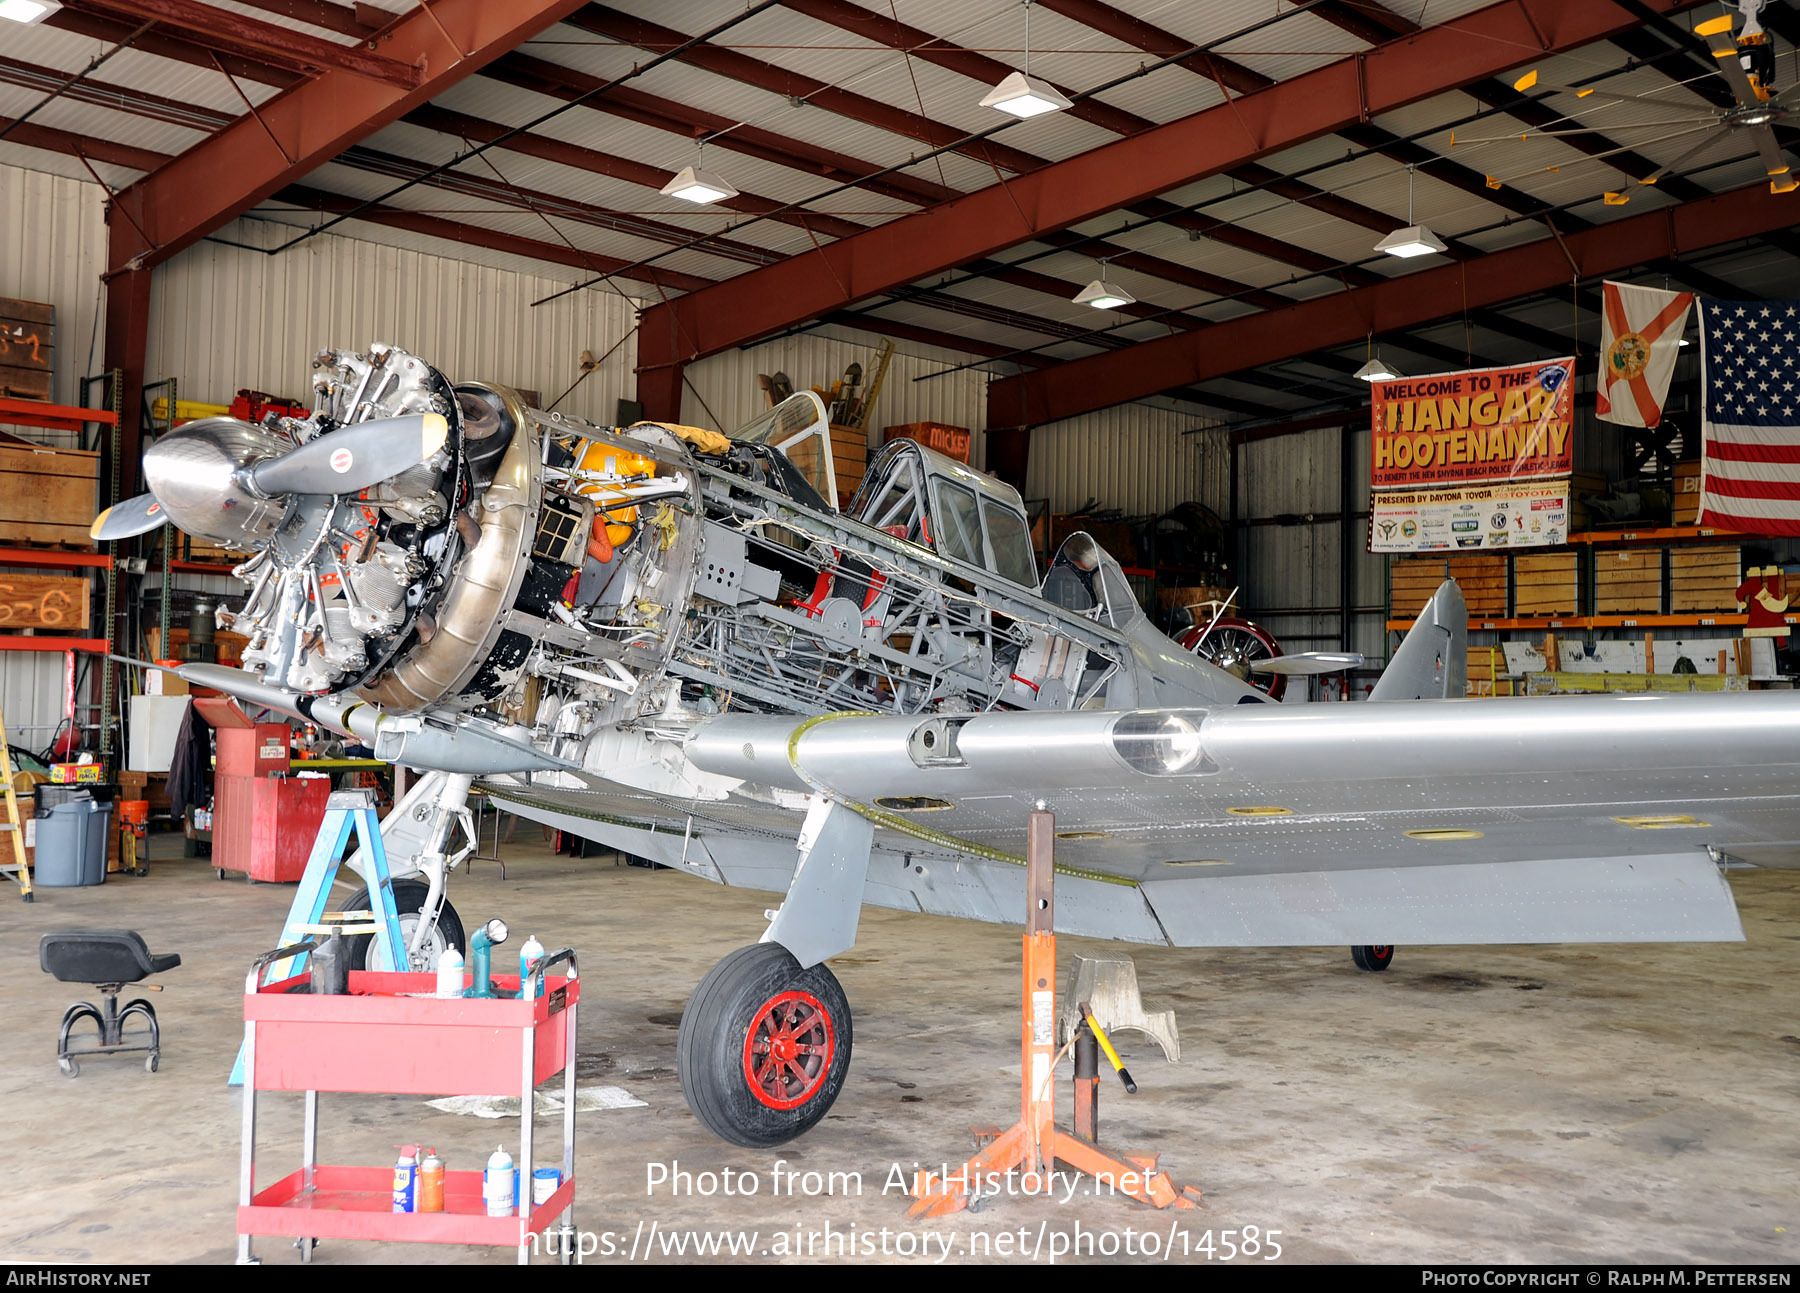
[1698,298,1800,536]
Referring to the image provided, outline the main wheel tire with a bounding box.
[340,879,465,973]
[1351,944,1395,972]
[677,943,852,1149]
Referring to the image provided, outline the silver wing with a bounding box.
[482,684,1800,955]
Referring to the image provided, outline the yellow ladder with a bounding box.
[0,701,34,902]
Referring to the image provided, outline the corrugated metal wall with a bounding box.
[0,160,107,417]
[146,216,641,426]
[1235,423,1387,680]
[0,163,108,747]
[681,327,991,458]
[1026,402,1228,518]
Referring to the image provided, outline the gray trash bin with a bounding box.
[33,790,113,887]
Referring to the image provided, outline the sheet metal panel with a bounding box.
[1141,854,1744,946]
[145,215,640,428]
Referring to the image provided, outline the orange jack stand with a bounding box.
[908,810,1201,1218]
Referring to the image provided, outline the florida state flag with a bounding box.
[1596,280,1693,428]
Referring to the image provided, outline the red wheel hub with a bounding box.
[742,989,835,1111]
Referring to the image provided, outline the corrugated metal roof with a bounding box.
[0,0,1784,432]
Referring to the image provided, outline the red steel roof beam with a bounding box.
[485,53,959,208]
[636,0,1694,374]
[45,7,299,86]
[565,6,1046,177]
[105,0,594,274]
[70,0,422,87]
[987,181,1798,428]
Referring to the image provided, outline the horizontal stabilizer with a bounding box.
[1140,853,1742,947]
[1256,651,1363,676]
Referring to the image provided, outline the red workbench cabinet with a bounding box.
[236,954,580,1266]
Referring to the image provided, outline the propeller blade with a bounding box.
[246,412,449,496]
[1251,651,1365,676]
[89,492,169,541]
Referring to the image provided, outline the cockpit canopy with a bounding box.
[848,439,1038,587]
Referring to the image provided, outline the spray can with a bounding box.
[416,1149,444,1213]
[483,1146,515,1217]
[391,1144,420,1213]
[435,947,465,998]
[519,935,546,999]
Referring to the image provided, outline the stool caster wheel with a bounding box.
[145,1052,159,1073]
[58,1056,78,1077]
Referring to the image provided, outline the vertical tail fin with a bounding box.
[1370,579,1467,701]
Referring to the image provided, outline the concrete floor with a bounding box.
[1,831,1795,1266]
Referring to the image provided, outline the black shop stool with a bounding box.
[39,930,180,1076]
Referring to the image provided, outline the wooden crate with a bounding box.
[1390,557,1451,619]
[0,297,53,402]
[784,423,869,503]
[0,437,99,546]
[1672,459,1702,526]
[1512,551,1579,616]
[0,572,89,631]
[1669,545,1741,612]
[1594,547,1664,614]
[1448,554,1507,617]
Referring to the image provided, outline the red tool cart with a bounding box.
[236,944,580,1265]
[198,698,329,882]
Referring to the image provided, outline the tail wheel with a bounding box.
[340,879,465,972]
[1179,617,1287,701]
[1352,945,1395,972]
[679,943,853,1148]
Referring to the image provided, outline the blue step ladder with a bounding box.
[229,789,407,1085]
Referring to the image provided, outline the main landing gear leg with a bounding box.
[677,795,872,1148]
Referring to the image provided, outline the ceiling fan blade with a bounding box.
[1708,31,1764,107]
[246,412,449,496]
[1635,130,1729,186]
[89,492,170,541]
[1510,70,1707,115]
[1751,124,1792,180]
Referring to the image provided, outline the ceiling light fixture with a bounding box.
[660,143,738,205]
[0,0,59,22]
[981,2,1073,119]
[1355,337,1402,382]
[1073,261,1134,309]
[1375,165,1448,259]
[660,164,737,205]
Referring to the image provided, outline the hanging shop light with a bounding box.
[1375,165,1448,259]
[660,142,738,205]
[1073,261,1134,309]
[981,2,1073,119]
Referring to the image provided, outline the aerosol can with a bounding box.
[519,935,546,999]
[416,1149,444,1213]
[391,1144,420,1212]
[435,947,465,998]
[483,1146,515,1217]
